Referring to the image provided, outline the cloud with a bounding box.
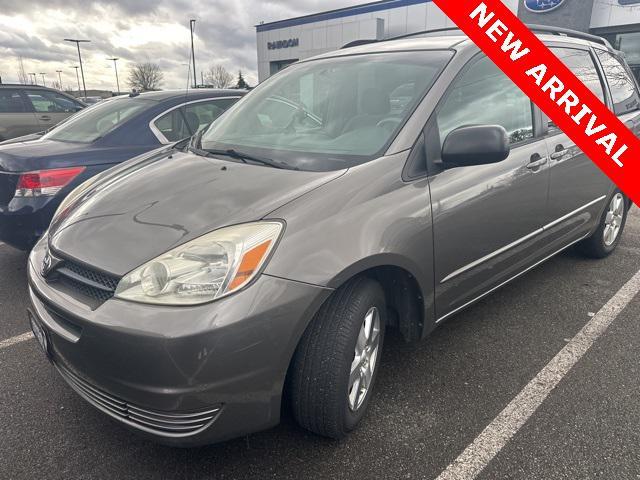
[0,0,363,91]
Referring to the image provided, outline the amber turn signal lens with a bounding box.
[228,240,272,291]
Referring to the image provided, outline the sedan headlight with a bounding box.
[114,222,283,305]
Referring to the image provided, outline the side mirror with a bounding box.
[442,125,510,167]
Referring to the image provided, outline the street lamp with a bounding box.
[29,73,37,85]
[64,38,90,99]
[72,66,81,96]
[56,70,63,90]
[107,57,120,95]
[39,73,46,86]
[190,19,197,88]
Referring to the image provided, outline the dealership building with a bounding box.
[255,0,640,82]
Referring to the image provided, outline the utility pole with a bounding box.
[73,66,81,96]
[29,73,37,85]
[56,70,63,90]
[39,73,46,86]
[190,19,197,88]
[64,38,90,99]
[107,58,120,95]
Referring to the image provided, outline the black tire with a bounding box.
[577,189,628,259]
[289,276,386,439]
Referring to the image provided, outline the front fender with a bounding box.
[264,152,436,330]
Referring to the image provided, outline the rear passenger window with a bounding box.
[184,98,237,133]
[548,48,605,130]
[596,50,640,115]
[552,48,605,101]
[437,56,534,146]
[153,99,238,143]
[0,90,27,113]
[154,109,192,143]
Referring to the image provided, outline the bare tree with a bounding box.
[128,62,164,91]
[205,65,234,88]
[17,56,29,84]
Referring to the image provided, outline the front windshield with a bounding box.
[201,50,452,171]
[43,97,152,143]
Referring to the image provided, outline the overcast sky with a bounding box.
[0,0,362,92]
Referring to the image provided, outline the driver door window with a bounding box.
[25,90,82,129]
[437,56,534,146]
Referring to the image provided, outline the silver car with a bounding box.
[0,85,85,142]
[28,28,634,446]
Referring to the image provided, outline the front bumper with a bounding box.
[27,238,333,446]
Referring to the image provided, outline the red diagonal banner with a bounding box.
[433,0,639,207]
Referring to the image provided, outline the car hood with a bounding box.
[0,139,143,172]
[49,149,346,276]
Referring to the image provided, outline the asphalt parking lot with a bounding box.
[1,209,639,480]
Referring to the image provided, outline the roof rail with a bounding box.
[341,27,463,49]
[526,24,612,48]
[341,39,379,49]
[387,27,463,42]
[341,24,613,50]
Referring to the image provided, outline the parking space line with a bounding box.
[435,268,640,480]
[0,332,34,350]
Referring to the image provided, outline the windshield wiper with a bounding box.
[204,148,296,170]
[187,129,295,170]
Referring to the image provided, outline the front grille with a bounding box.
[53,259,120,304]
[56,364,222,437]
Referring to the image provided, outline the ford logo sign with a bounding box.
[524,0,566,12]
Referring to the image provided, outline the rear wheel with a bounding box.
[578,190,628,258]
[290,277,386,439]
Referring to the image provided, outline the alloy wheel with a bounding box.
[348,306,381,411]
[603,193,625,246]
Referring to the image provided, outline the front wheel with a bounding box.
[577,190,628,258]
[289,277,386,439]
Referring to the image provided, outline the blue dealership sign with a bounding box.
[524,0,566,13]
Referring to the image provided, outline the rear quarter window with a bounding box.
[0,90,27,113]
[596,50,640,115]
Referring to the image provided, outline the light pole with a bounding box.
[107,58,120,95]
[56,70,63,90]
[29,73,37,85]
[190,19,197,88]
[64,38,90,99]
[72,66,81,96]
[39,73,46,86]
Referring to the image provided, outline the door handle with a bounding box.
[526,153,548,170]
[550,144,569,160]
[39,115,52,121]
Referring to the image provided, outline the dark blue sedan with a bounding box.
[0,89,244,250]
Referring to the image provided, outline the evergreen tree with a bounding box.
[236,70,250,89]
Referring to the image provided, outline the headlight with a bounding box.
[114,221,283,305]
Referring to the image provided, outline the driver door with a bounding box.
[428,55,551,321]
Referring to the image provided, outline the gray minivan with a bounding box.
[0,85,85,141]
[28,27,635,446]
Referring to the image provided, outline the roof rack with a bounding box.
[387,26,464,42]
[341,39,379,49]
[341,24,612,50]
[526,24,612,48]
